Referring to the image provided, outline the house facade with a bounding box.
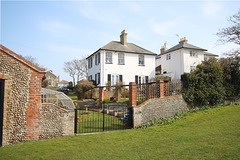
[87,30,156,86]
[58,80,69,88]
[45,70,58,87]
[156,37,218,80]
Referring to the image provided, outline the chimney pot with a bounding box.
[120,29,127,45]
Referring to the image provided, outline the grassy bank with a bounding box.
[0,104,239,160]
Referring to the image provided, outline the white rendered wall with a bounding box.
[87,51,101,81]
[156,49,205,80]
[88,50,156,86]
[156,49,184,80]
[182,49,204,73]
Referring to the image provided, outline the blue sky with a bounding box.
[1,0,239,82]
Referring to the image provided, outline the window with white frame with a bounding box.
[95,73,100,85]
[111,75,114,85]
[139,55,144,66]
[88,75,92,81]
[106,52,112,64]
[166,54,171,60]
[118,53,125,65]
[190,51,198,57]
[88,57,93,68]
[95,53,100,65]
[190,66,196,72]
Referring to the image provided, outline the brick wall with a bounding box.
[0,45,45,145]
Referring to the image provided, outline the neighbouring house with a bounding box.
[78,79,93,85]
[45,70,58,87]
[58,80,69,88]
[156,37,218,80]
[0,44,45,146]
[87,30,157,86]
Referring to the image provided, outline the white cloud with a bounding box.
[202,1,223,17]
[148,19,177,35]
[40,20,76,37]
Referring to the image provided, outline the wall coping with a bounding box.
[0,44,45,73]
[42,103,74,112]
[135,95,183,108]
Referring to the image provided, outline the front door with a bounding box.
[0,79,5,147]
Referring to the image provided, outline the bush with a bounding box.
[181,58,225,108]
[75,83,94,100]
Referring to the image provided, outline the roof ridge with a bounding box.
[128,42,156,54]
[0,44,45,73]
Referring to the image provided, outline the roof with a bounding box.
[160,42,207,55]
[87,41,156,59]
[0,44,45,73]
[203,52,219,57]
[59,80,69,84]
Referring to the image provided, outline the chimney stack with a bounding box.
[179,37,188,44]
[160,46,165,54]
[160,42,168,54]
[120,29,127,45]
[164,42,168,51]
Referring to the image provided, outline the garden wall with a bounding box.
[40,103,74,138]
[133,95,189,127]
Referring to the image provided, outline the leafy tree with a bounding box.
[75,83,94,100]
[42,79,48,88]
[67,82,74,91]
[181,58,225,107]
[219,56,240,100]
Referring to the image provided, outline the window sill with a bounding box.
[118,63,125,65]
[105,63,113,64]
[138,65,145,66]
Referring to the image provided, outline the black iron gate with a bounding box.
[0,80,5,147]
[74,103,132,133]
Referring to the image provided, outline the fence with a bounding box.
[164,81,182,97]
[136,81,182,105]
[137,83,160,105]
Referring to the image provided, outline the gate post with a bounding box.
[159,80,165,98]
[99,87,105,101]
[129,82,137,107]
[74,108,77,134]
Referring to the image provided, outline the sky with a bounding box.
[1,0,240,82]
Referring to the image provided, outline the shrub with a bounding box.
[75,83,95,100]
[181,58,225,108]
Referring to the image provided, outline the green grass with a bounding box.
[67,92,78,100]
[76,110,127,133]
[0,104,240,160]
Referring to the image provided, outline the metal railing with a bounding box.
[137,83,160,105]
[164,81,182,96]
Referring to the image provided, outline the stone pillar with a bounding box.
[159,80,165,98]
[99,87,104,101]
[129,82,137,107]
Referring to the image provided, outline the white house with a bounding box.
[87,30,157,86]
[156,37,218,80]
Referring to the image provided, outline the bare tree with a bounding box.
[216,9,240,56]
[63,61,76,87]
[72,58,88,82]
[63,57,88,87]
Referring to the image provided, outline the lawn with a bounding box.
[0,104,239,160]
